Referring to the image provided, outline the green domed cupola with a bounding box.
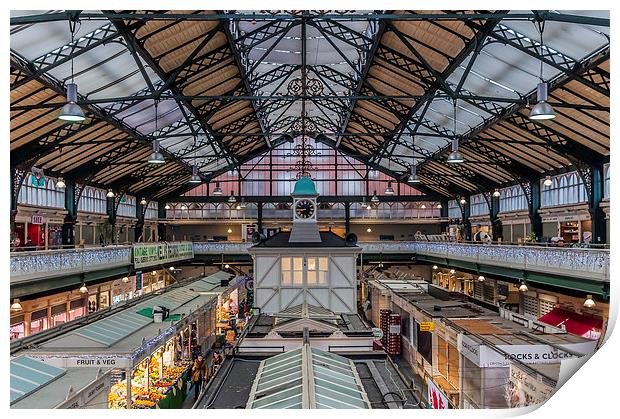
[291,176,318,196]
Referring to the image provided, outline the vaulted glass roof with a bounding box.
[246,344,371,409]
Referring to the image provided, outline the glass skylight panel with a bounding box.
[10,356,67,404]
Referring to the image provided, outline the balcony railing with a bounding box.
[10,245,132,283]
[361,241,609,282]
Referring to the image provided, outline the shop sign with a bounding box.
[371,327,383,341]
[507,363,555,407]
[389,324,401,334]
[135,271,142,291]
[419,322,434,332]
[133,242,194,268]
[427,377,450,409]
[31,214,44,225]
[57,373,111,409]
[27,354,132,368]
[458,334,597,367]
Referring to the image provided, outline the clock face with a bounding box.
[295,199,315,219]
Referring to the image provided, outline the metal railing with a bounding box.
[10,245,132,283]
[361,241,609,282]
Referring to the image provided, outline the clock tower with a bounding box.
[289,176,321,243]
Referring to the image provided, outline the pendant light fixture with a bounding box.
[227,227,233,234]
[224,263,230,270]
[371,190,379,203]
[106,189,115,198]
[529,20,556,120]
[238,198,246,209]
[478,275,485,282]
[228,191,237,203]
[519,281,529,292]
[543,175,553,187]
[493,189,500,197]
[169,266,175,271]
[449,269,456,275]
[447,99,464,164]
[409,136,420,183]
[583,295,596,308]
[164,203,171,210]
[189,165,201,184]
[436,203,442,209]
[432,265,438,270]
[79,283,88,294]
[140,197,147,205]
[180,204,187,210]
[147,101,165,164]
[122,276,129,283]
[58,19,86,122]
[460,197,467,205]
[420,204,426,209]
[56,176,66,189]
[152,270,157,276]
[384,181,395,195]
[11,299,22,312]
[366,227,372,233]
[213,182,223,195]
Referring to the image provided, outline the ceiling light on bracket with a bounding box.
[543,175,553,187]
[493,188,501,197]
[140,197,147,206]
[106,189,115,198]
[56,176,66,189]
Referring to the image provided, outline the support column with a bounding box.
[439,199,449,233]
[106,194,117,245]
[529,180,542,240]
[257,202,263,232]
[490,194,502,241]
[157,201,167,241]
[125,369,132,410]
[461,196,472,241]
[590,162,606,244]
[344,202,351,235]
[135,200,145,242]
[62,178,77,247]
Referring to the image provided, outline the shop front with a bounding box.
[540,208,592,244]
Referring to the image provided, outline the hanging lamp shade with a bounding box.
[529,82,556,120]
[11,299,22,312]
[58,83,86,122]
[447,138,464,164]
[436,203,442,209]
[148,140,165,164]
[106,189,115,198]
[164,203,171,210]
[408,164,420,183]
[140,197,147,205]
[371,190,379,203]
[228,191,237,203]
[460,197,467,205]
[493,189,501,197]
[420,204,426,209]
[238,198,246,209]
[519,282,529,292]
[79,283,88,294]
[213,182,223,195]
[543,176,553,187]
[56,177,66,189]
[583,295,596,308]
[384,181,395,195]
[189,165,201,183]
[478,275,485,282]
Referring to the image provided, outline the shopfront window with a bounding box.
[30,308,49,335]
[69,299,87,321]
[10,315,25,341]
[51,304,67,327]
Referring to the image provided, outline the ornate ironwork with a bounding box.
[285,136,321,179]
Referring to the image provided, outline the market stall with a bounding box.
[16,271,232,409]
[215,279,248,346]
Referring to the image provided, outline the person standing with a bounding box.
[191,354,206,403]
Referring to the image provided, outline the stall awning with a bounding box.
[538,308,603,337]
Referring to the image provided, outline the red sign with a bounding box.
[427,377,450,409]
[31,215,44,225]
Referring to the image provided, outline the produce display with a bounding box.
[107,345,191,409]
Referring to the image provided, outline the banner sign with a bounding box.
[133,242,194,268]
[419,322,434,332]
[427,377,450,409]
[458,334,597,368]
[25,354,132,369]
